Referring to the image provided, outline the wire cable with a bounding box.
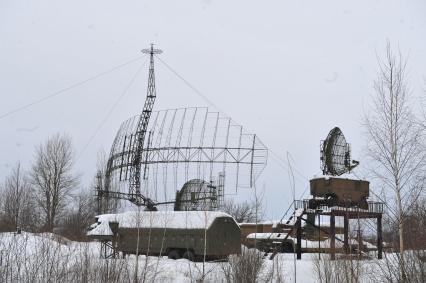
[156,55,228,117]
[270,150,309,182]
[156,55,311,188]
[0,56,143,121]
[76,58,148,160]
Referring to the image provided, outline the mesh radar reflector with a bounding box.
[320,127,359,176]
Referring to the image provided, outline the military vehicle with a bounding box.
[309,177,369,209]
[88,210,241,261]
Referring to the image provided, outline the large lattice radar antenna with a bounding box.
[99,44,268,213]
[320,127,359,176]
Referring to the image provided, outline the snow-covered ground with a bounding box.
[0,232,316,282]
[0,232,409,282]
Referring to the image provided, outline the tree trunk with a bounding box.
[396,183,405,280]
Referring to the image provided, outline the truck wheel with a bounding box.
[168,249,181,260]
[183,250,195,261]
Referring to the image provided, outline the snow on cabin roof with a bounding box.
[87,220,113,236]
[92,211,235,231]
[247,233,286,240]
[312,174,365,181]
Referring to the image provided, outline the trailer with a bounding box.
[88,211,241,261]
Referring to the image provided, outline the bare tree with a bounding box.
[363,42,426,279]
[222,198,264,223]
[59,190,97,241]
[30,134,79,232]
[0,163,38,232]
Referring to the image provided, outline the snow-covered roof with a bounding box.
[88,211,235,236]
[247,233,287,240]
[87,220,113,237]
[259,220,280,228]
[239,222,274,226]
[311,174,365,181]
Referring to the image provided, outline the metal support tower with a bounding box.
[292,199,384,260]
[129,44,162,209]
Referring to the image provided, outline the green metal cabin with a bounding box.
[88,211,241,261]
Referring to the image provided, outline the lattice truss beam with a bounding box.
[105,107,268,204]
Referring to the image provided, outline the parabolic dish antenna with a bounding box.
[320,127,359,176]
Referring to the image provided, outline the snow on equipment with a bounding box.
[88,211,241,261]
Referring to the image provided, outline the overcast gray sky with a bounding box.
[1,0,425,218]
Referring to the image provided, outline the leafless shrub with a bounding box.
[404,250,426,282]
[0,232,136,283]
[67,244,131,283]
[59,190,97,241]
[221,248,264,283]
[262,255,286,283]
[368,250,425,283]
[403,197,426,250]
[184,261,217,283]
[313,254,366,283]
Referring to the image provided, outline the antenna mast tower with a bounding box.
[129,44,162,208]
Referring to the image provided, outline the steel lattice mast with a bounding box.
[129,44,162,208]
